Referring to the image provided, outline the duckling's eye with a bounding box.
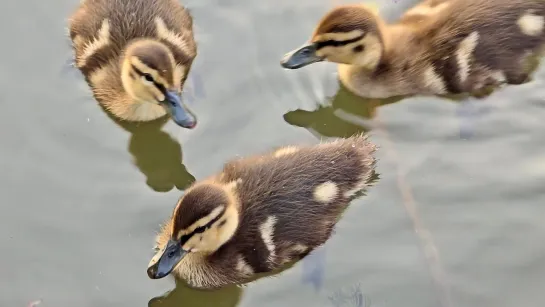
[194,226,206,234]
[352,45,364,53]
[142,74,154,83]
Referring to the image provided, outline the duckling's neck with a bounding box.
[212,204,240,253]
[382,24,415,54]
[361,23,415,74]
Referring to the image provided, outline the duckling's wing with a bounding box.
[222,135,377,224]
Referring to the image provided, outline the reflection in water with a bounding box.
[283,81,403,138]
[100,105,196,192]
[147,262,297,307]
[456,97,494,139]
[301,246,327,291]
[300,173,380,293]
[283,80,490,140]
[147,254,316,306]
[328,283,370,307]
[148,280,243,307]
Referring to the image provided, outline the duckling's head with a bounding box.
[121,40,196,129]
[281,4,384,70]
[147,181,240,279]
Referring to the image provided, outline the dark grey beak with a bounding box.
[280,43,324,69]
[162,90,197,129]
[147,239,188,280]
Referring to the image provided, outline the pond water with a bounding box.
[2,0,545,306]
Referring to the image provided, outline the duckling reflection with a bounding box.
[99,103,195,192]
[284,81,403,138]
[148,280,242,307]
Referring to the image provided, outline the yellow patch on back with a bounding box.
[77,19,110,68]
[517,13,544,36]
[155,17,195,57]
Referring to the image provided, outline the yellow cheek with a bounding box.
[315,49,326,58]
[182,236,200,251]
[317,48,347,62]
[132,83,149,99]
[149,86,165,102]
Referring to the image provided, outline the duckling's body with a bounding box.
[68,0,197,128]
[282,0,545,98]
[147,134,377,289]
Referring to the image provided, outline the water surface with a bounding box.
[2,0,545,306]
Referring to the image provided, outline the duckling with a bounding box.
[68,0,197,128]
[281,1,545,98]
[147,134,377,289]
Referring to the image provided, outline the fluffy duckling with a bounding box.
[147,134,377,289]
[281,1,545,98]
[68,0,197,128]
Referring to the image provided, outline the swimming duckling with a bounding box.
[281,0,545,98]
[147,134,377,289]
[68,0,197,128]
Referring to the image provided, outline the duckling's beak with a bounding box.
[280,43,324,69]
[147,239,188,279]
[162,90,197,129]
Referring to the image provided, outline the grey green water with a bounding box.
[2,0,545,306]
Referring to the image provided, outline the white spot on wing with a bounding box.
[518,13,544,36]
[423,66,446,94]
[236,255,254,276]
[77,19,110,68]
[490,70,506,83]
[273,146,299,157]
[313,181,338,203]
[260,216,277,263]
[456,31,479,83]
[291,243,308,253]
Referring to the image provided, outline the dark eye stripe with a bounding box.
[131,65,166,93]
[315,33,365,50]
[179,208,226,245]
[131,64,146,76]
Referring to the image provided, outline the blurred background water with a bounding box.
[2,0,545,306]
